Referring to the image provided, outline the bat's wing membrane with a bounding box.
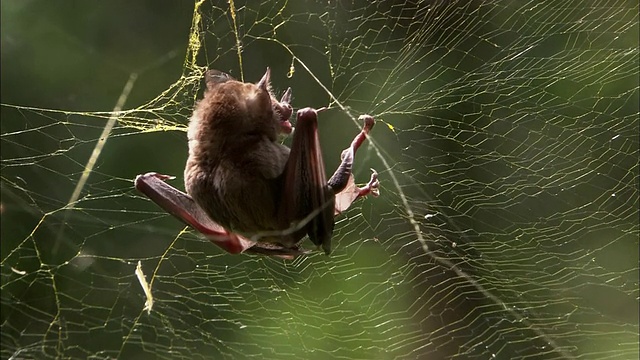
[279,108,335,255]
[135,172,306,258]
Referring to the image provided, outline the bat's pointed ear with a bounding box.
[257,67,271,92]
[205,70,232,90]
[280,87,292,104]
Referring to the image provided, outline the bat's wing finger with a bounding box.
[134,172,255,254]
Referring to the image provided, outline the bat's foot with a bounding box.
[358,169,380,198]
[359,114,375,134]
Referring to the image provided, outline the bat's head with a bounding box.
[255,68,293,135]
[193,68,292,144]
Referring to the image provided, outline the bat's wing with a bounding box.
[135,172,307,258]
[279,108,335,255]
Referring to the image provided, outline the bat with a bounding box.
[135,68,378,258]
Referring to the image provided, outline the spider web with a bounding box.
[2,1,638,359]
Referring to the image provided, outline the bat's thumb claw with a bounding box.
[296,107,317,117]
[134,172,176,186]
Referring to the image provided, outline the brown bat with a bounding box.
[134,68,378,258]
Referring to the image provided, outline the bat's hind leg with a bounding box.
[328,115,379,214]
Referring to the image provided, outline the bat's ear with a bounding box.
[280,87,292,104]
[256,67,271,92]
[205,70,232,90]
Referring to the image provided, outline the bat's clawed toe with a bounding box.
[359,114,375,132]
[361,169,380,197]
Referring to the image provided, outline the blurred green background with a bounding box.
[2,1,638,359]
